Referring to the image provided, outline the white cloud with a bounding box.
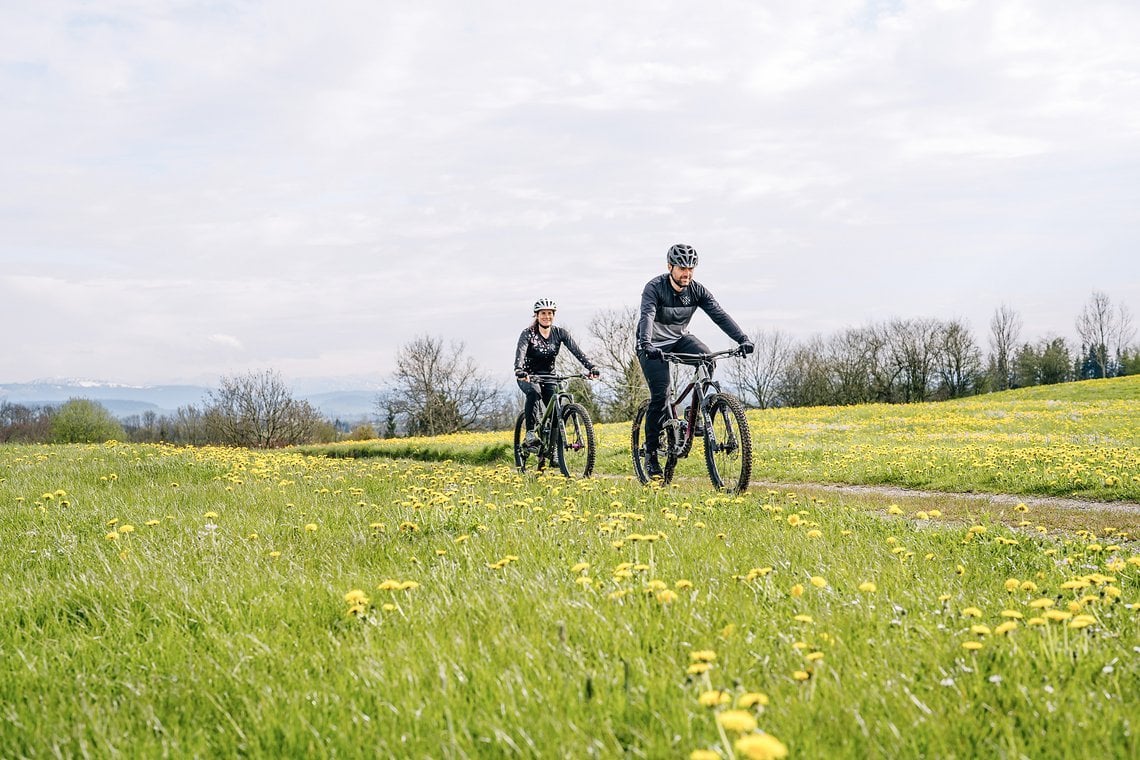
[208,334,244,351]
[2,1,1138,385]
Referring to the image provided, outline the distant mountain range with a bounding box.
[0,380,380,422]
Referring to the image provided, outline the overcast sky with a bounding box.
[3,1,1138,389]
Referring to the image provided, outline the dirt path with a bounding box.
[749,480,1140,516]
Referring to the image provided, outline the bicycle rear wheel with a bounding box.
[631,401,678,485]
[703,393,752,493]
[558,403,596,478]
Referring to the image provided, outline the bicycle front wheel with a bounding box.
[558,403,596,478]
[704,393,752,493]
[512,413,533,473]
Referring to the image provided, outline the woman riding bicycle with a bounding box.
[514,298,599,449]
[636,244,754,478]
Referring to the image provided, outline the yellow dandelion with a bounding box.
[970,624,992,636]
[994,621,1018,636]
[571,562,590,574]
[961,641,984,651]
[304,523,318,532]
[675,579,694,589]
[793,614,814,624]
[1028,598,1055,609]
[716,710,758,733]
[698,690,732,707]
[691,751,720,760]
[790,584,804,598]
[204,511,218,519]
[1069,614,1097,629]
[737,692,770,709]
[118,524,135,534]
[1003,578,1020,592]
[858,581,877,593]
[269,550,281,558]
[104,532,119,541]
[734,733,789,760]
[656,589,678,604]
[792,670,811,681]
[687,663,712,675]
[1000,609,1024,619]
[344,589,369,606]
[961,607,983,618]
[810,576,828,588]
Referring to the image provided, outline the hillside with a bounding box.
[301,374,1140,502]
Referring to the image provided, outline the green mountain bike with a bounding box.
[631,347,752,492]
[513,373,597,478]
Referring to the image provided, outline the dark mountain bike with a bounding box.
[513,373,597,478]
[631,347,752,492]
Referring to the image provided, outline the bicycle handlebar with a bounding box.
[661,347,745,363]
[522,372,596,383]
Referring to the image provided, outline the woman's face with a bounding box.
[535,309,555,328]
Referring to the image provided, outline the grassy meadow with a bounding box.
[2,376,1139,758]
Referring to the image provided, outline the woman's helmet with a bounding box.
[667,244,699,268]
[533,298,557,312]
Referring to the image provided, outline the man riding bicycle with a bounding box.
[514,298,599,449]
[636,244,754,478]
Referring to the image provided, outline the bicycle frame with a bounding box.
[660,350,737,457]
[527,374,580,452]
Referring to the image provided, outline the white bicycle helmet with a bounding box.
[533,298,557,312]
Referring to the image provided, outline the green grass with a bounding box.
[1,442,1137,757]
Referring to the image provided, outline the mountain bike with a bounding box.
[631,347,752,492]
[513,374,597,478]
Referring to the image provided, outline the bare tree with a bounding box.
[205,369,323,448]
[987,305,1022,391]
[1076,291,1135,378]
[935,319,983,399]
[727,328,792,409]
[884,318,943,403]
[778,335,832,407]
[826,327,879,406]
[385,335,501,435]
[587,306,647,422]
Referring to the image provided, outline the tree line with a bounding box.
[3,291,1134,446]
[1,370,336,447]
[379,290,1137,434]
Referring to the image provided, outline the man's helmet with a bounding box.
[533,298,557,312]
[667,244,699,268]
